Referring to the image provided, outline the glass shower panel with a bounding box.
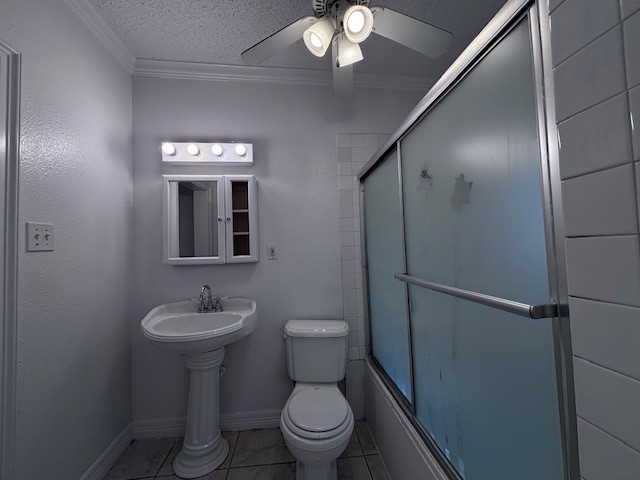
[400,19,564,480]
[364,151,412,400]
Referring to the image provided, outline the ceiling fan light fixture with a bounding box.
[303,16,336,57]
[336,33,363,68]
[343,5,374,44]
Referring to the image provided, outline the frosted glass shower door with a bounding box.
[363,151,412,400]
[400,19,564,480]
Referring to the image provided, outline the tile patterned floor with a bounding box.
[103,421,390,480]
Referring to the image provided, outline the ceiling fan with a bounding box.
[241,0,453,98]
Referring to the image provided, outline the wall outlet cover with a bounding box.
[26,222,54,251]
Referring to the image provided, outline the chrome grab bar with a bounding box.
[394,273,558,320]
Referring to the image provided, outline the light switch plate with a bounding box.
[26,222,54,251]
[267,243,277,260]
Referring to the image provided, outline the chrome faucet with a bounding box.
[197,285,224,313]
[198,285,214,313]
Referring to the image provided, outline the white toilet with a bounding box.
[280,319,354,480]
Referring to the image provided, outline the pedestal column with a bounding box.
[173,348,229,479]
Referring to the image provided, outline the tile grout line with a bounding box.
[568,294,640,310]
[573,353,640,383]
[622,5,640,22]
[226,432,239,471]
[564,233,639,239]
[575,355,640,383]
[354,421,387,479]
[559,157,635,181]
[557,89,628,125]
[577,414,640,455]
[553,21,621,69]
[156,438,179,478]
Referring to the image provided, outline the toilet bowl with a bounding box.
[280,320,353,480]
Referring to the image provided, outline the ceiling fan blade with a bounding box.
[241,16,319,66]
[370,7,452,59]
[332,40,353,98]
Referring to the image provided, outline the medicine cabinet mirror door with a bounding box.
[163,175,226,265]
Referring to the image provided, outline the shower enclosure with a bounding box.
[358,1,577,479]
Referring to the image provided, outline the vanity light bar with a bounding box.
[161,142,254,166]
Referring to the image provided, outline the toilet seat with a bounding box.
[288,388,349,432]
[283,387,352,441]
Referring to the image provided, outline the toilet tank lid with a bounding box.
[285,320,349,338]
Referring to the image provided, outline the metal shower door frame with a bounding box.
[357,0,578,478]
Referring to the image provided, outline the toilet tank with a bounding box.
[284,320,349,382]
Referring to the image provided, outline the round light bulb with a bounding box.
[161,142,176,156]
[235,144,247,157]
[343,6,373,44]
[310,33,323,49]
[186,144,200,156]
[347,11,365,34]
[211,144,223,156]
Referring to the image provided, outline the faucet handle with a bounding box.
[213,296,223,312]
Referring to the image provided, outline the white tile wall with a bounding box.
[570,297,640,379]
[550,0,640,476]
[573,358,640,451]
[624,11,640,88]
[561,164,638,235]
[622,0,640,19]
[636,164,640,226]
[565,235,640,306]
[577,418,640,480]
[549,0,566,13]
[557,93,632,179]
[554,26,627,122]
[336,133,388,361]
[550,0,620,66]
[631,87,640,160]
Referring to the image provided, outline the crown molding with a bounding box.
[133,59,436,92]
[63,0,135,72]
[60,0,435,91]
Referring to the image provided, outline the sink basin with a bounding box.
[141,297,257,354]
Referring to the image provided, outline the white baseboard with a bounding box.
[79,423,133,480]
[133,416,186,439]
[133,409,282,438]
[221,409,282,431]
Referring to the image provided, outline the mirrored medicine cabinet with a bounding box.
[163,175,258,265]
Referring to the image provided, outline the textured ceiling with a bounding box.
[91,0,509,77]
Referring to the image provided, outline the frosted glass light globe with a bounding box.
[211,144,223,156]
[161,143,176,156]
[186,144,200,156]
[235,144,247,156]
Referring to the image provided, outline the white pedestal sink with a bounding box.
[141,297,257,479]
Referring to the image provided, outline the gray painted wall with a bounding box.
[0,1,134,478]
[131,76,423,423]
[550,0,640,478]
